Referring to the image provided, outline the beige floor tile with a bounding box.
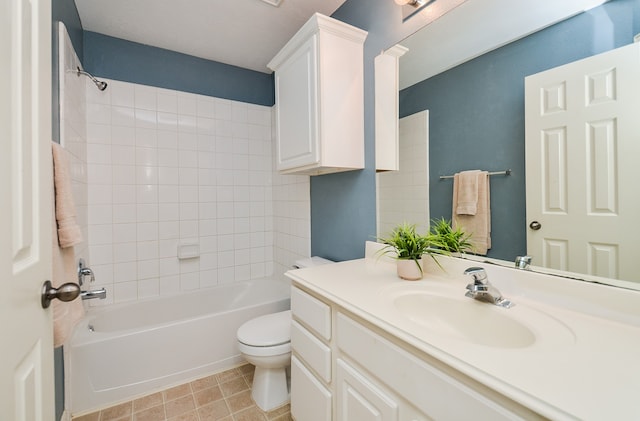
[190,374,218,392]
[216,367,241,383]
[133,404,165,421]
[238,364,254,376]
[194,385,224,407]
[165,394,196,418]
[163,383,192,402]
[220,377,249,397]
[266,404,290,420]
[100,402,133,420]
[71,412,100,421]
[270,414,293,421]
[233,406,267,421]
[225,390,254,413]
[71,364,290,421]
[133,392,163,412]
[198,399,231,421]
[167,409,198,421]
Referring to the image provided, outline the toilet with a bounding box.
[237,256,333,411]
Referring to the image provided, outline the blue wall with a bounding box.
[312,0,435,261]
[83,31,274,106]
[399,0,640,261]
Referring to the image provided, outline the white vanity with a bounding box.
[286,250,640,420]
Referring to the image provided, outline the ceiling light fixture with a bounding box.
[395,0,434,21]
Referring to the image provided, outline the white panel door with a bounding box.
[525,43,640,281]
[0,0,55,419]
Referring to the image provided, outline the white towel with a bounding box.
[455,170,481,215]
[452,171,491,255]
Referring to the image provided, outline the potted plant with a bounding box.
[379,223,448,280]
[429,217,473,255]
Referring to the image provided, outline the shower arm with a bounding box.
[76,66,108,91]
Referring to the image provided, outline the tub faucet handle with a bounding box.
[78,258,95,286]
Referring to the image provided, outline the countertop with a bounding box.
[286,255,640,421]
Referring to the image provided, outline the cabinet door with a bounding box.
[291,355,331,421]
[336,359,400,421]
[274,35,319,171]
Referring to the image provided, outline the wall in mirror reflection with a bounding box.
[395,0,639,278]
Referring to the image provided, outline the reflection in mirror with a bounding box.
[378,0,640,287]
[377,111,429,238]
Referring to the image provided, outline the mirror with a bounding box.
[377,0,640,287]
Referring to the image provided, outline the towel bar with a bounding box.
[439,169,511,180]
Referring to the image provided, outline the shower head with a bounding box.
[77,67,108,91]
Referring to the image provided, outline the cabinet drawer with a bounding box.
[336,358,399,420]
[291,287,331,340]
[291,355,332,421]
[292,321,332,382]
[336,313,532,421]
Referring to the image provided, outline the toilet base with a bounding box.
[251,365,290,411]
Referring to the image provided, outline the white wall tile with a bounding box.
[86,80,309,307]
[134,85,157,110]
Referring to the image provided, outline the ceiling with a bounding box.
[75,0,611,79]
[74,0,346,74]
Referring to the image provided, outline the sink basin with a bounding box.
[394,293,536,348]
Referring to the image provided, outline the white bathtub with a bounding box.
[66,278,291,415]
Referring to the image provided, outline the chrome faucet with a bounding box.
[464,267,513,308]
[81,289,107,300]
[77,258,106,301]
[515,255,532,270]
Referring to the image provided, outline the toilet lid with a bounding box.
[237,310,291,347]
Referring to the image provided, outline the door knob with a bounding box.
[41,280,80,309]
[529,221,542,230]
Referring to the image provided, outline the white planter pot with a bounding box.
[396,259,423,280]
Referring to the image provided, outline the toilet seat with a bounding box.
[238,341,291,357]
[237,310,291,347]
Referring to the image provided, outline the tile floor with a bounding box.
[72,364,292,421]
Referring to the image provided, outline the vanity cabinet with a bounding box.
[290,284,543,421]
[267,14,367,175]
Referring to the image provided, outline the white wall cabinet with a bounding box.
[375,45,408,172]
[268,14,367,175]
[290,285,544,421]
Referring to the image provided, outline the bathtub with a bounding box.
[66,278,291,415]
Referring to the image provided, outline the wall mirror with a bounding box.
[377,0,640,289]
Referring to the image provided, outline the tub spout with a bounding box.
[81,288,107,300]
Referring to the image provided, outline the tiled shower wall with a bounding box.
[85,79,310,306]
[59,22,89,263]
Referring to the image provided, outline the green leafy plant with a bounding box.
[378,223,450,275]
[429,217,473,254]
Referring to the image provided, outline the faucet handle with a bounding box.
[463,267,487,284]
[515,255,532,269]
[78,258,95,286]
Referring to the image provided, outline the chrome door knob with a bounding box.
[41,280,80,309]
[529,221,542,230]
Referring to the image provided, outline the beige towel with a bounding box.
[453,171,491,255]
[455,170,480,215]
[51,179,85,347]
[52,143,83,248]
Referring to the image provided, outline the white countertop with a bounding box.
[286,255,640,421]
